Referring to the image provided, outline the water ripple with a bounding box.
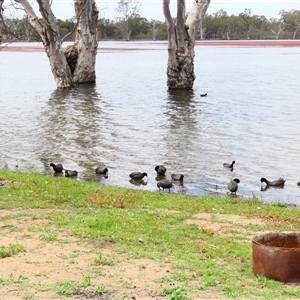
[1,44,300,204]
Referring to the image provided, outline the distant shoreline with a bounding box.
[2,40,300,52]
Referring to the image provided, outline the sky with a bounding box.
[11,1,300,21]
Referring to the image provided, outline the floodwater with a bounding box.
[1,41,300,205]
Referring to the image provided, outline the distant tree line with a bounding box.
[1,8,300,42]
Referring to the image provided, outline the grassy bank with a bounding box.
[1,169,300,299]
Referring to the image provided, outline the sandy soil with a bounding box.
[0,208,266,299]
[1,40,300,52]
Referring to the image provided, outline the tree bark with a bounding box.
[163,0,211,90]
[13,0,98,88]
[72,0,98,83]
[15,0,74,88]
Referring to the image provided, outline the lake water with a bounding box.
[1,41,300,205]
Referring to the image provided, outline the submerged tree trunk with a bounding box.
[72,0,98,83]
[14,0,98,88]
[163,0,211,90]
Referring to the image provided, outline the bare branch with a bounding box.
[176,0,185,48]
[61,0,89,43]
[14,0,45,39]
[186,0,211,45]
[163,0,175,49]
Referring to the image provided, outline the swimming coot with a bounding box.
[95,167,108,175]
[65,170,78,177]
[155,165,167,176]
[129,172,148,180]
[171,174,184,181]
[223,161,235,169]
[260,177,285,187]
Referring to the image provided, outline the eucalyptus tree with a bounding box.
[223,15,244,40]
[2,0,98,88]
[114,0,141,40]
[98,18,117,39]
[239,9,266,40]
[269,17,284,39]
[163,0,211,90]
[149,19,159,40]
[280,9,300,39]
[129,16,149,39]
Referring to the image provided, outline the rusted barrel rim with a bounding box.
[252,232,300,249]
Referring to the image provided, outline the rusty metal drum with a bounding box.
[252,232,300,283]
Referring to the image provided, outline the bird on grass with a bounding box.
[228,178,240,195]
[223,161,235,169]
[157,179,173,192]
[50,163,64,173]
[95,167,108,175]
[155,165,167,176]
[171,174,184,182]
[65,170,78,177]
[129,172,148,180]
[260,177,285,187]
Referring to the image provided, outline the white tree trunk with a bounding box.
[186,0,211,46]
[15,0,73,88]
[14,0,98,88]
[163,0,211,90]
[72,0,98,83]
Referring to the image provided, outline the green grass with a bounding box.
[1,170,300,299]
[0,243,26,258]
[55,281,74,295]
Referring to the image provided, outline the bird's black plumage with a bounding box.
[260,177,285,187]
[157,179,173,192]
[171,174,184,181]
[228,178,240,194]
[95,167,108,175]
[65,170,78,177]
[155,165,167,176]
[129,172,148,180]
[223,161,235,169]
[50,163,64,173]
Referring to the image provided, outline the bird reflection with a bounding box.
[260,185,285,192]
[129,179,148,186]
[155,175,166,181]
[96,174,108,179]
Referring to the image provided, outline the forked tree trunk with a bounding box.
[72,0,98,83]
[163,0,211,90]
[14,0,98,88]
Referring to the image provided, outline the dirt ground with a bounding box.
[0,208,266,300]
[1,40,300,53]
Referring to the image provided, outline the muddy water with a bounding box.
[1,42,300,205]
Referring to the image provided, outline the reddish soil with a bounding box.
[1,40,300,52]
[0,208,266,299]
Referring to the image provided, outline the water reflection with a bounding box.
[164,89,199,162]
[2,45,300,204]
[37,84,106,177]
[165,89,198,131]
[261,185,285,192]
[129,179,148,186]
[162,89,199,193]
